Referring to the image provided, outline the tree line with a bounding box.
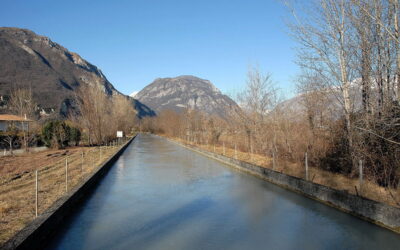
[141,0,400,189]
[1,84,138,152]
[287,0,400,186]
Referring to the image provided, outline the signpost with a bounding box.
[117,131,123,145]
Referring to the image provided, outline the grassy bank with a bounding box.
[167,135,400,208]
[0,142,125,245]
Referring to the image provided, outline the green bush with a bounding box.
[70,127,81,146]
[42,121,81,148]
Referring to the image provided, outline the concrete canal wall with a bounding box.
[167,137,400,233]
[1,136,136,250]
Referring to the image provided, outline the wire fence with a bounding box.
[180,137,400,208]
[0,137,129,245]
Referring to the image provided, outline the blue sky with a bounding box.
[0,0,299,98]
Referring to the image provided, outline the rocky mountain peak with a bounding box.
[0,27,154,118]
[135,75,240,118]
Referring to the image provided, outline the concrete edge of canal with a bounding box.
[1,135,137,250]
[162,135,400,234]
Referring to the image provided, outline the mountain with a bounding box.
[129,91,138,98]
[135,75,241,117]
[0,27,154,118]
[278,81,365,120]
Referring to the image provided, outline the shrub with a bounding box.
[69,127,81,146]
[42,121,81,149]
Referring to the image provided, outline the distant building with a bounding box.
[0,114,33,132]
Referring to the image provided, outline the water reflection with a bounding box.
[116,155,125,179]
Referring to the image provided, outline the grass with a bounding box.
[171,136,400,208]
[0,143,124,245]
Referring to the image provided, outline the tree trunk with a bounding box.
[9,139,13,155]
[394,0,400,101]
[338,2,353,156]
[375,4,384,114]
[361,36,371,113]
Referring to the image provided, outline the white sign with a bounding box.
[117,131,123,138]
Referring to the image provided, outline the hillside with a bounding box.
[0,27,154,118]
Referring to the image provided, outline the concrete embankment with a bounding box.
[166,137,400,234]
[1,136,136,250]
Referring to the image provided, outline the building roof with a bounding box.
[0,114,33,122]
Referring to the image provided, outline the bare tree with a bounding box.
[237,66,278,156]
[296,72,330,131]
[8,88,36,118]
[112,95,137,134]
[7,87,36,150]
[287,0,356,167]
[287,0,400,186]
[350,0,373,113]
[353,0,400,102]
[75,84,112,145]
[394,0,400,100]
[3,123,19,155]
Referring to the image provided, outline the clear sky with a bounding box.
[0,0,299,98]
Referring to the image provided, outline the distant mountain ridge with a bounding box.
[135,75,241,117]
[0,27,154,118]
[279,81,365,120]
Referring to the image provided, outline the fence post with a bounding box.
[213,144,215,153]
[250,144,253,160]
[305,152,309,181]
[235,144,237,159]
[272,151,276,170]
[65,157,68,192]
[35,170,38,217]
[359,159,363,190]
[81,151,84,173]
[223,142,225,155]
[100,146,102,162]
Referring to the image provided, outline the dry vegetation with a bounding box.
[169,135,400,208]
[140,0,400,209]
[141,98,399,208]
[0,81,138,246]
[74,84,137,145]
[0,141,127,245]
[141,102,400,207]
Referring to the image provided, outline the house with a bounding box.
[0,114,33,132]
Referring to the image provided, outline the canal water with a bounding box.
[46,134,400,250]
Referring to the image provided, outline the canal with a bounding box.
[46,134,400,250]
